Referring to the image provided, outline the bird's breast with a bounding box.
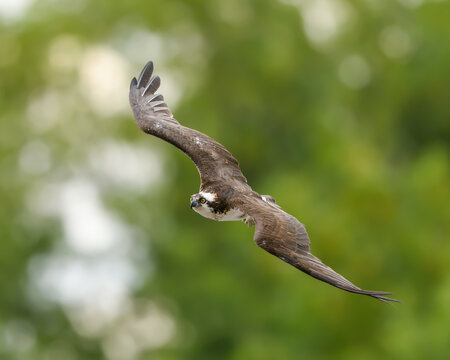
[216,207,246,222]
[194,205,246,222]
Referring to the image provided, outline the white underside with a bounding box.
[194,206,246,222]
[217,208,246,221]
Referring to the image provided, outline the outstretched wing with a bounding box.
[241,196,399,303]
[129,61,248,188]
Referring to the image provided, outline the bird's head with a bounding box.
[189,191,217,218]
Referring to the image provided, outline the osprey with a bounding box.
[129,61,399,303]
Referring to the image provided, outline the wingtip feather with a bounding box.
[371,293,401,304]
[143,75,161,96]
[137,61,154,88]
[355,289,400,303]
[130,77,137,90]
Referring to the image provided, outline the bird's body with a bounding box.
[129,61,399,303]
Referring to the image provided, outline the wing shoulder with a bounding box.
[241,195,311,252]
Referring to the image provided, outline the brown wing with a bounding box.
[129,61,248,188]
[240,196,399,303]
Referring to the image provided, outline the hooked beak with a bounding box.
[190,200,200,208]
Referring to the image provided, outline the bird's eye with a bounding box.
[200,198,206,204]
[190,197,193,202]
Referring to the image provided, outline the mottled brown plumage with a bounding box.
[129,61,399,303]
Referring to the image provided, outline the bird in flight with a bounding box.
[129,61,399,303]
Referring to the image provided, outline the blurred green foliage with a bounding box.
[0,0,449,359]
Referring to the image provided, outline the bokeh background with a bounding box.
[1,0,449,359]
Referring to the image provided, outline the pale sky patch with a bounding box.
[19,140,51,175]
[87,140,164,192]
[0,0,33,23]
[338,54,371,89]
[79,46,130,117]
[379,25,414,60]
[280,0,353,51]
